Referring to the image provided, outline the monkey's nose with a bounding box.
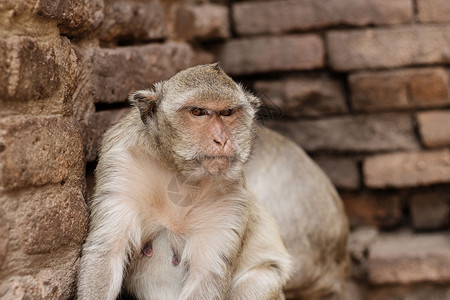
[213,136,228,148]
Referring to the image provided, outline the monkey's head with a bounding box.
[130,63,260,181]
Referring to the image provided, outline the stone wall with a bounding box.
[0,0,449,299]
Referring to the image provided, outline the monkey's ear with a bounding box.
[246,92,261,109]
[129,90,159,123]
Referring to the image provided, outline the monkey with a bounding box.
[77,63,291,300]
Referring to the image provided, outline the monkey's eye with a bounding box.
[191,107,206,116]
[219,109,234,117]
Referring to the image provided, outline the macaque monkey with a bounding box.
[78,63,291,300]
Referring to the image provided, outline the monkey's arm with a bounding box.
[230,202,292,300]
[77,195,139,300]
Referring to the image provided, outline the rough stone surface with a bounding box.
[218,35,324,75]
[364,149,450,188]
[269,114,419,153]
[253,77,348,118]
[327,26,450,71]
[0,116,84,190]
[76,42,193,104]
[417,111,450,148]
[86,108,130,161]
[0,208,8,268]
[418,0,450,23]
[99,0,167,44]
[12,183,88,255]
[175,4,230,41]
[341,192,402,228]
[368,231,450,284]
[350,68,450,112]
[0,36,78,116]
[34,0,104,37]
[368,284,450,300]
[313,156,360,190]
[409,189,450,230]
[233,0,413,36]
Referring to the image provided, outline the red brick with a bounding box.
[350,68,450,112]
[364,149,450,188]
[218,35,324,75]
[99,0,167,44]
[233,0,413,36]
[269,114,419,153]
[368,231,450,284]
[418,0,450,23]
[313,156,360,190]
[409,188,450,230]
[253,77,348,118]
[175,4,230,41]
[327,26,450,71]
[76,42,193,104]
[85,109,130,161]
[341,192,402,228]
[34,0,104,37]
[0,116,84,190]
[417,110,450,148]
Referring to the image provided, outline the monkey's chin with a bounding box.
[201,157,230,176]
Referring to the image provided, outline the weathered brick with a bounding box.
[364,149,450,188]
[409,188,450,230]
[0,36,77,116]
[327,26,450,71]
[418,0,450,23]
[341,192,402,228]
[269,114,419,153]
[368,232,450,284]
[313,156,360,190]
[34,0,104,37]
[253,77,348,118]
[175,4,230,41]
[350,68,450,112]
[77,42,193,104]
[85,108,130,161]
[233,0,413,36]
[368,284,450,300]
[10,183,88,254]
[218,35,324,75]
[417,110,450,148]
[0,116,84,190]
[99,0,167,44]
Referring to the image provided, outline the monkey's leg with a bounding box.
[230,266,287,300]
[78,199,139,300]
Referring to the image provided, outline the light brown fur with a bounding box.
[77,64,291,300]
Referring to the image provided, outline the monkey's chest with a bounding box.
[125,232,186,299]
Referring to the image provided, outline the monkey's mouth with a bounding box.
[199,155,232,175]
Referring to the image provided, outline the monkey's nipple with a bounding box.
[142,241,153,258]
[172,253,180,266]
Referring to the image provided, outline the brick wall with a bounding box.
[0,0,449,299]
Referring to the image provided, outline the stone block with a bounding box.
[0,116,84,190]
[0,208,8,268]
[77,42,192,104]
[368,284,450,300]
[327,26,450,71]
[85,108,130,161]
[253,77,348,118]
[99,0,167,44]
[34,0,104,37]
[341,192,402,228]
[364,149,450,188]
[409,188,450,230]
[12,183,88,254]
[350,68,450,112]
[418,0,450,23]
[268,114,419,153]
[233,0,413,36]
[417,110,450,148]
[313,156,360,190]
[218,35,324,75]
[368,231,450,284]
[175,4,230,41]
[0,36,77,116]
